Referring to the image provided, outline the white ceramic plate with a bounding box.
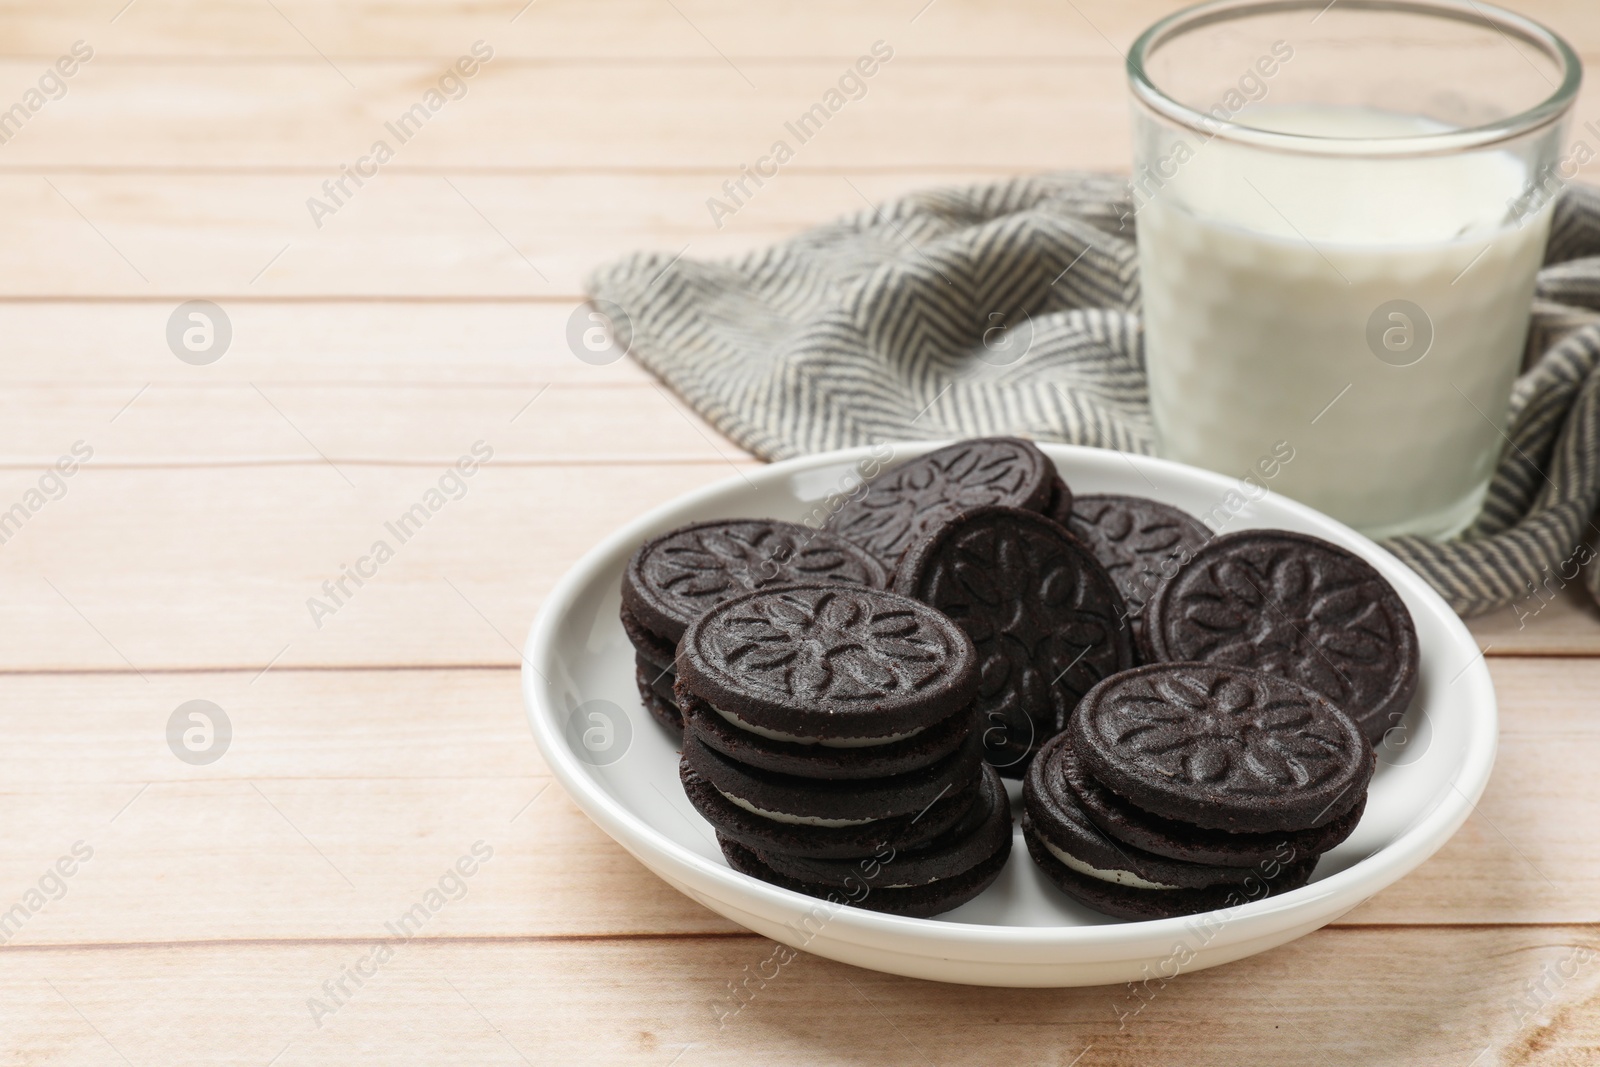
[522,443,1496,987]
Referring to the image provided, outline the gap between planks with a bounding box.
[0,457,749,470]
[0,646,1594,681]
[5,921,1595,957]
[0,647,1590,679]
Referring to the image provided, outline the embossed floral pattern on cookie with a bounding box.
[1071,663,1373,832]
[826,438,1055,563]
[894,506,1133,774]
[1144,530,1418,745]
[624,519,887,642]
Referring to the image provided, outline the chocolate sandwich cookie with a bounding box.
[634,657,682,731]
[722,837,1010,918]
[677,585,978,742]
[1026,743,1277,891]
[1142,529,1419,745]
[680,759,980,859]
[752,764,1010,890]
[893,506,1134,776]
[1065,495,1212,640]
[825,437,1058,566]
[1022,813,1317,922]
[680,688,972,780]
[625,612,680,729]
[681,730,984,826]
[1054,731,1365,867]
[1070,663,1374,834]
[638,654,676,701]
[717,765,1012,917]
[621,520,887,729]
[621,604,676,670]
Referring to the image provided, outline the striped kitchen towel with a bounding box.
[588,173,1600,619]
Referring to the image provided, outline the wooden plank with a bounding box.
[0,46,1593,178]
[18,159,1600,301]
[16,157,1600,299]
[0,0,1165,59]
[0,303,654,386]
[9,58,1600,182]
[0,667,740,945]
[6,0,1600,59]
[0,463,757,672]
[0,658,1590,948]
[0,171,1004,297]
[6,56,1600,179]
[0,61,1129,171]
[4,927,1599,1065]
[0,382,740,467]
[1467,588,1600,656]
[1343,656,1600,926]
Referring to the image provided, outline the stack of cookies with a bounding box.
[1023,662,1374,919]
[675,584,1011,917]
[620,519,887,731]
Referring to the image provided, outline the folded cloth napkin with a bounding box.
[588,173,1600,619]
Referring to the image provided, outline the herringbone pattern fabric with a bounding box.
[590,173,1600,618]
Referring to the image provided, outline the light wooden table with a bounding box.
[5,1,1600,1063]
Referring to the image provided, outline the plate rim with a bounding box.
[522,441,1497,958]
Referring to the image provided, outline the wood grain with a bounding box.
[0,657,1590,951]
[0,462,761,672]
[0,172,1003,297]
[3,0,1598,1063]
[4,0,1600,59]
[0,457,1587,671]
[5,926,1600,1066]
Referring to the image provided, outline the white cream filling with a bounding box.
[718,788,876,827]
[711,704,924,748]
[1042,838,1179,891]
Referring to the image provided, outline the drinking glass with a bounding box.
[1128,0,1580,538]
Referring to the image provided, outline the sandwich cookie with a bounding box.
[620,519,887,730]
[675,584,1002,916]
[825,437,1062,567]
[634,658,682,734]
[1142,529,1419,745]
[1027,735,1279,891]
[1054,731,1365,868]
[1068,662,1375,834]
[1023,663,1373,919]
[680,686,973,780]
[718,763,1012,917]
[1064,494,1212,646]
[681,728,984,827]
[1023,659,1372,922]
[680,759,981,859]
[1021,805,1317,921]
[893,506,1135,776]
[675,584,977,744]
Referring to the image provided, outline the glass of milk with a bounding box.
[1127,0,1580,538]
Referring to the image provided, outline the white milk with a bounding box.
[1138,105,1550,538]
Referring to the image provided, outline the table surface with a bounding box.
[7,1,1600,1064]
